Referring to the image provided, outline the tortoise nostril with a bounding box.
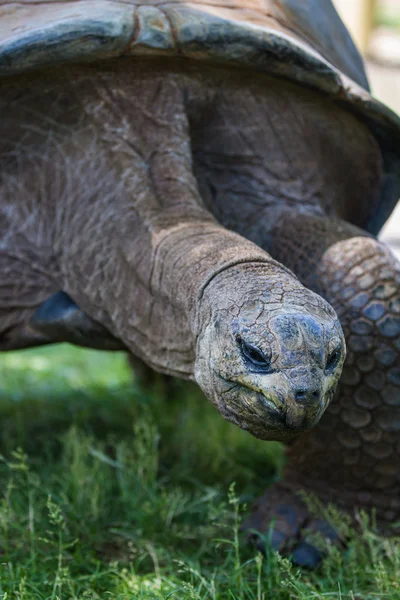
[295,389,320,402]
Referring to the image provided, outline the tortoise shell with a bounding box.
[1,0,399,234]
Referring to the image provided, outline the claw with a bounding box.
[291,541,323,568]
[243,483,344,568]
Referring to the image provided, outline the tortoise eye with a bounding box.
[325,347,342,374]
[239,339,271,371]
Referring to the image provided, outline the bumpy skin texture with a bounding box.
[0,63,344,442]
[281,221,400,509]
[187,74,400,560]
[0,59,399,555]
[195,265,343,441]
[244,218,400,563]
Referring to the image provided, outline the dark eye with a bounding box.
[325,347,342,374]
[239,338,272,371]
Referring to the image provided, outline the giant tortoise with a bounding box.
[1,0,400,565]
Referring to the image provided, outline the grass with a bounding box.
[0,346,399,598]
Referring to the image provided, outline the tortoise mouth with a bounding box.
[213,375,327,442]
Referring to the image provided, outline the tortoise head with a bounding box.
[195,265,345,441]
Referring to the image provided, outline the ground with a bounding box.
[0,345,400,599]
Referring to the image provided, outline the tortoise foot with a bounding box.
[243,482,344,568]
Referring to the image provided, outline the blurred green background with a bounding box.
[1,345,400,598]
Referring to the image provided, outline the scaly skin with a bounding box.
[245,215,400,565]
[0,64,344,442]
[186,72,400,563]
[2,63,396,557]
[195,264,344,441]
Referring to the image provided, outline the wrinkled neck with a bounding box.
[56,197,282,377]
[199,259,301,315]
[148,221,286,333]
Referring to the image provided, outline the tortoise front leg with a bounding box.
[246,214,400,565]
[0,250,58,351]
[1,66,341,439]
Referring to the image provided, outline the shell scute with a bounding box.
[131,5,175,52]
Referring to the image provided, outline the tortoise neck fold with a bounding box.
[146,220,281,332]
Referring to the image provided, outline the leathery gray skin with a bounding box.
[195,266,344,441]
[1,0,400,574]
[29,262,344,442]
[188,70,400,565]
[0,64,345,445]
[0,0,399,572]
[1,62,399,567]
